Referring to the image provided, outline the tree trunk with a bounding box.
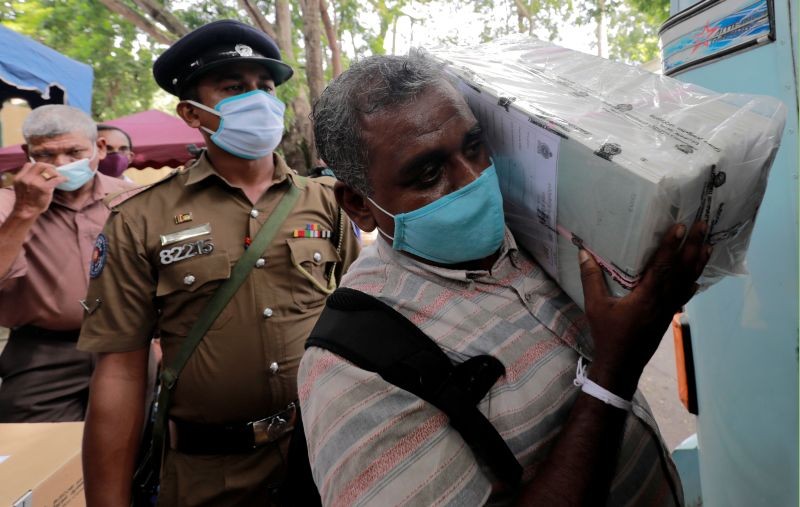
[274,0,314,172]
[514,0,531,33]
[275,0,295,61]
[391,15,398,55]
[319,0,342,77]
[596,0,608,58]
[284,87,315,172]
[299,0,324,164]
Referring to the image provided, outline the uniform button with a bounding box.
[312,251,322,263]
[255,258,266,268]
[269,361,279,374]
[525,293,533,302]
[183,274,196,286]
[250,209,259,218]
[262,307,274,318]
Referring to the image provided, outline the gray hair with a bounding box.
[312,51,447,196]
[22,105,97,143]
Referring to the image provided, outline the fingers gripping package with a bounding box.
[429,38,786,308]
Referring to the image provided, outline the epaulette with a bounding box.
[310,175,337,188]
[104,168,183,209]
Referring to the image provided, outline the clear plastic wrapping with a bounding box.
[429,37,787,308]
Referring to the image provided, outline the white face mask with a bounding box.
[188,90,285,160]
[29,146,97,192]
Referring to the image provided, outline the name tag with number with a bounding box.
[159,239,215,265]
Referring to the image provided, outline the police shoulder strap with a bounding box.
[305,287,523,487]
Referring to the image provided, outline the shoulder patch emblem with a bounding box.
[90,233,108,279]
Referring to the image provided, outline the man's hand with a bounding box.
[515,222,711,506]
[0,163,69,279]
[578,221,712,399]
[11,162,67,219]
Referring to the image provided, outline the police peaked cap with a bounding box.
[153,19,294,96]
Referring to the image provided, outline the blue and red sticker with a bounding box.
[90,233,108,279]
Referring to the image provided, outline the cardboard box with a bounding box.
[432,38,785,307]
[0,423,84,507]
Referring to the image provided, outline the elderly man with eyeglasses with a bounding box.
[0,104,132,422]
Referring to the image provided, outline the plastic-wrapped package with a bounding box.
[429,37,786,309]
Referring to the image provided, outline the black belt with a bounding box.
[10,325,80,342]
[169,401,298,455]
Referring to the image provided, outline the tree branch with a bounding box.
[319,0,342,77]
[96,0,176,45]
[129,0,188,37]
[237,0,278,40]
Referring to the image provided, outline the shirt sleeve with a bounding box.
[0,189,28,285]
[78,207,157,352]
[298,347,492,507]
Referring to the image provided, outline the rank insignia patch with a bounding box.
[90,233,108,279]
[174,212,193,224]
[293,223,332,238]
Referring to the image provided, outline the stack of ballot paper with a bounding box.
[430,38,786,308]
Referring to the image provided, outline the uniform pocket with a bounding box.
[156,251,233,334]
[286,238,341,309]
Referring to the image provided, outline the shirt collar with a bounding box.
[375,227,521,285]
[51,172,116,211]
[91,172,115,201]
[184,150,291,187]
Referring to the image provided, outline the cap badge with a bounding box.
[235,44,253,57]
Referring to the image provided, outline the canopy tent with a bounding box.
[0,109,206,172]
[103,110,205,168]
[0,25,93,113]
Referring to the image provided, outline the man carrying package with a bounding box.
[299,52,711,506]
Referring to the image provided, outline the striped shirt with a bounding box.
[298,230,683,507]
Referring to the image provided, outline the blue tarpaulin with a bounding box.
[0,25,93,113]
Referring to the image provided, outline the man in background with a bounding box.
[97,124,134,179]
[0,105,131,422]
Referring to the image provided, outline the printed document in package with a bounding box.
[431,38,786,308]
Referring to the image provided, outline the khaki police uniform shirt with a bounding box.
[78,152,359,423]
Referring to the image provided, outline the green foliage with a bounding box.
[574,0,669,64]
[626,0,669,24]
[2,0,159,121]
[178,0,245,29]
[607,5,665,63]
[0,0,672,140]
[457,0,570,42]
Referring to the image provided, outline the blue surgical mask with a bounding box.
[368,163,506,264]
[30,147,97,192]
[188,90,285,160]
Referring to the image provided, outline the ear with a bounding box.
[127,151,135,163]
[96,137,107,160]
[334,181,377,232]
[177,101,203,128]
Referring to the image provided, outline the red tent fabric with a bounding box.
[0,109,205,172]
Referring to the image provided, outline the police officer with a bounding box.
[78,20,359,506]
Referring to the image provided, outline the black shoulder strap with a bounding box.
[306,287,523,487]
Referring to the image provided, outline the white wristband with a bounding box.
[573,357,632,411]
